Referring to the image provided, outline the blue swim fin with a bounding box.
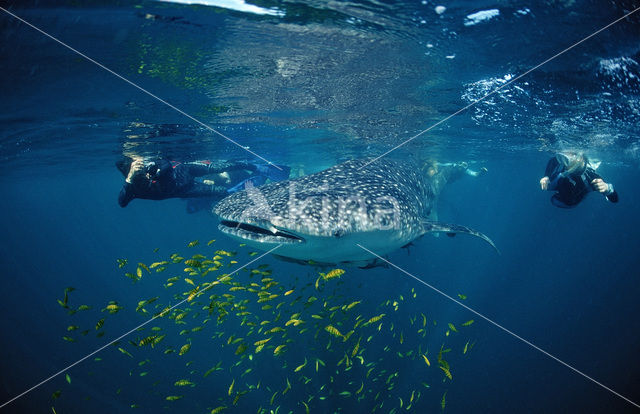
[254,164,291,182]
[227,175,267,194]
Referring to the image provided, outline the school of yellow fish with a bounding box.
[54,239,478,413]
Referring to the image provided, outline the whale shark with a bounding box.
[214,159,497,265]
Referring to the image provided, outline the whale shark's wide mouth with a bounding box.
[218,220,305,244]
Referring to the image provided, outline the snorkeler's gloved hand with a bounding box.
[253,164,291,182]
[540,176,550,190]
[125,160,145,184]
[591,178,610,194]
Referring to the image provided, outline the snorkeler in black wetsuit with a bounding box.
[539,152,618,208]
[116,157,289,207]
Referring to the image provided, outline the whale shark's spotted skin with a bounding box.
[215,159,496,265]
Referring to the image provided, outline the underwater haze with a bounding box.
[1,0,640,413]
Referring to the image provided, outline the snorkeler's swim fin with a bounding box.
[118,183,135,207]
[253,164,291,182]
[227,175,267,194]
[227,164,291,194]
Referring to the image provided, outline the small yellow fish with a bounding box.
[166,395,183,401]
[440,365,452,380]
[118,347,133,358]
[323,269,345,280]
[345,301,360,310]
[324,325,343,338]
[351,337,361,357]
[203,363,222,377]
[95,318,105,330]
[104,303,122,314]
[187,289,199,302]
[178,343,191,356]
[228,379,235,396]
[253,338,271,346]
[138,336,155,346]
[294,358,307,372]
[235,343,246,355]
[461,319,474,326]
[149,261,168,269]
[422,354,431,366]
[364,314,386,326]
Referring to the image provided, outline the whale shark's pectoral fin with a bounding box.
[421,220,500,254]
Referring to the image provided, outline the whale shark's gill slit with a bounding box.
[219,220,304,241]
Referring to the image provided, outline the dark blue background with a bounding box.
[1,1,639,413]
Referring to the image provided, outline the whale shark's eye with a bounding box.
[333,229,345,238]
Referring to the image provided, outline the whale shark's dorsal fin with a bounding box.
[421,220,500,254]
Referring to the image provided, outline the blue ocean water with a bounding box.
[1,1,639,413]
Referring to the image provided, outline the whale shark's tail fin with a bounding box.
[421,220,500,254]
